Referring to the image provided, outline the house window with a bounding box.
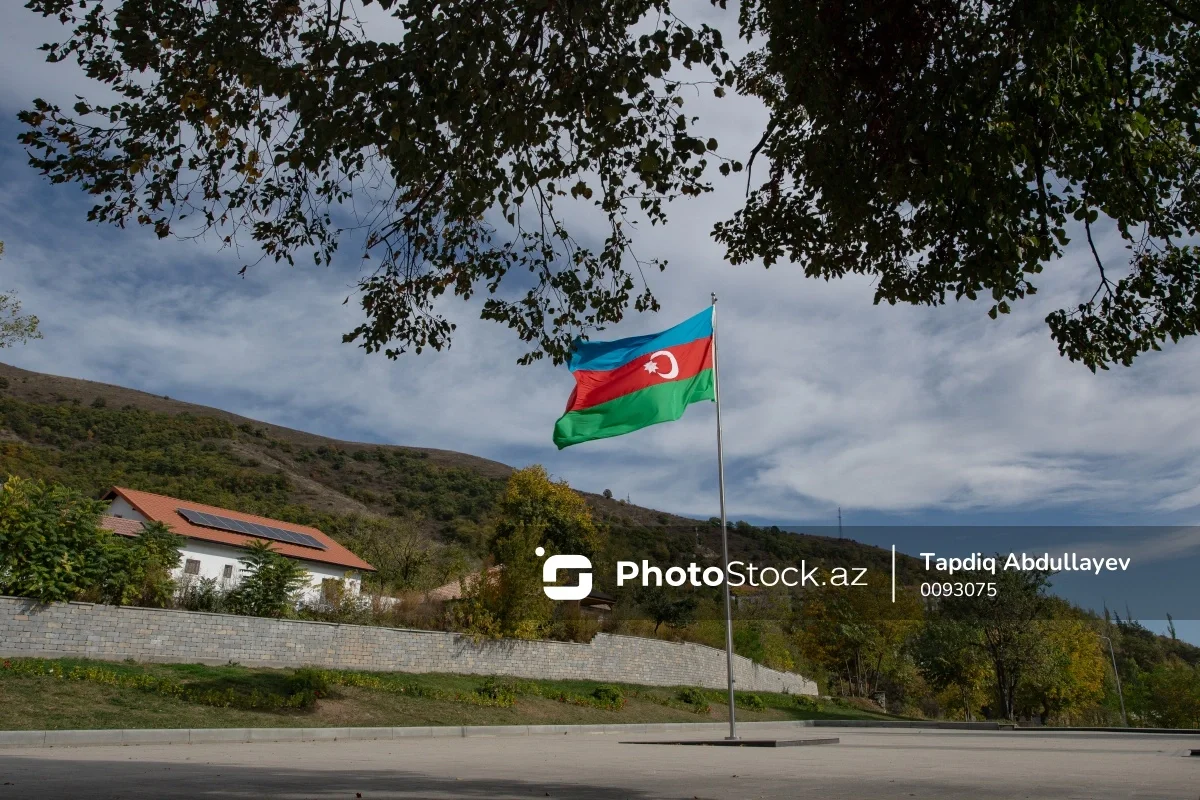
[222,564,233,581]
[183,559,201,576]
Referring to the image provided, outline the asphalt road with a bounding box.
[1,726,1197,799]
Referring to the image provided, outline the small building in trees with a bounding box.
[99,486,374,604]
[579,589,615,616]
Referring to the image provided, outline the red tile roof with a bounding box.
[103,487,375,572]
[425,566,502,602]
[100,515,146,537]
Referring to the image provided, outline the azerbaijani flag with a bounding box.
[553,308,715,449]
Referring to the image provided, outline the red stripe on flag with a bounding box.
[566,336,713,413]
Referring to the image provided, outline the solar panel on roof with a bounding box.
[176,508,328,551]
[219,516,246,533]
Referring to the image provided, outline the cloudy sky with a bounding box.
[4,1,1200,558]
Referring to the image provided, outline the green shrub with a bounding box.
[793,694,821,712]
[736,692,766,711]
[475,677,518,705]
[177,577,225,612]
[676,687,710,712]
[592,684,625,708]
[287,667,331,699]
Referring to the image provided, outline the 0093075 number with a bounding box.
[921,582,997,598]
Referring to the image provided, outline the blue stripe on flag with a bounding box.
[567,308,714,373]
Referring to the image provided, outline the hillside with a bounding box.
[0,361,925,592]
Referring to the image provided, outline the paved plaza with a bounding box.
[1,726,1197,799]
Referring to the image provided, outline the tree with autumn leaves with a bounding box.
[20,1,1200,369]
[454,465,604,640]
[794,567,1110,723]
[910,618,991,721]
[1016,605,1108,725]
[793,572,923,703]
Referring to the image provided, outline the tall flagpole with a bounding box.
[711,292,738,740]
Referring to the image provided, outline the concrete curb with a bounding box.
[1011,725,1200,736]
[0,721,805,749]
[4,719,1192,748]
[809,720,1004,731]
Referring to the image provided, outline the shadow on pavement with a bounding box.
[0,757,669,800]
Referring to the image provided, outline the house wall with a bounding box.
[0,597,818,695]
[106,496,146,521]
[174,540,361,603]
[298,560,362,602]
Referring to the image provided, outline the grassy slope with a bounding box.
[0,658,896,731]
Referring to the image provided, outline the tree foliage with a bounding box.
[98,520,185,607]
[335,515,431,592]
[0,474,183,607]
[225,539,309,617]
[18,0,732,365]
[20,2,1200,367]
[910,617,989,721]
[456,464,603,639]
[0,242,41,350]
[0,475,110,602]
[1128,657,1200,728]
[634,585,698,633]
[492,465,601,558]
[1016,608,1107,723]
[793,572,923,699]
[939,567,1053,720]
[449,548,554,642]
[492,521,554,639]
[719,0,1200,370]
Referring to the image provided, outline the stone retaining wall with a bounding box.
[0,596,817,695]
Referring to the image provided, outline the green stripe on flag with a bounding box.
[553,369,715,449]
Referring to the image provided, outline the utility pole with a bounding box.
[1098,634,1128,727]
[838,506,843,539]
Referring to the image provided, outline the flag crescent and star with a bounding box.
[552,308,715,449]
[644,350,680,379]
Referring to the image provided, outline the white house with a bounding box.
[100,486,374,604]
